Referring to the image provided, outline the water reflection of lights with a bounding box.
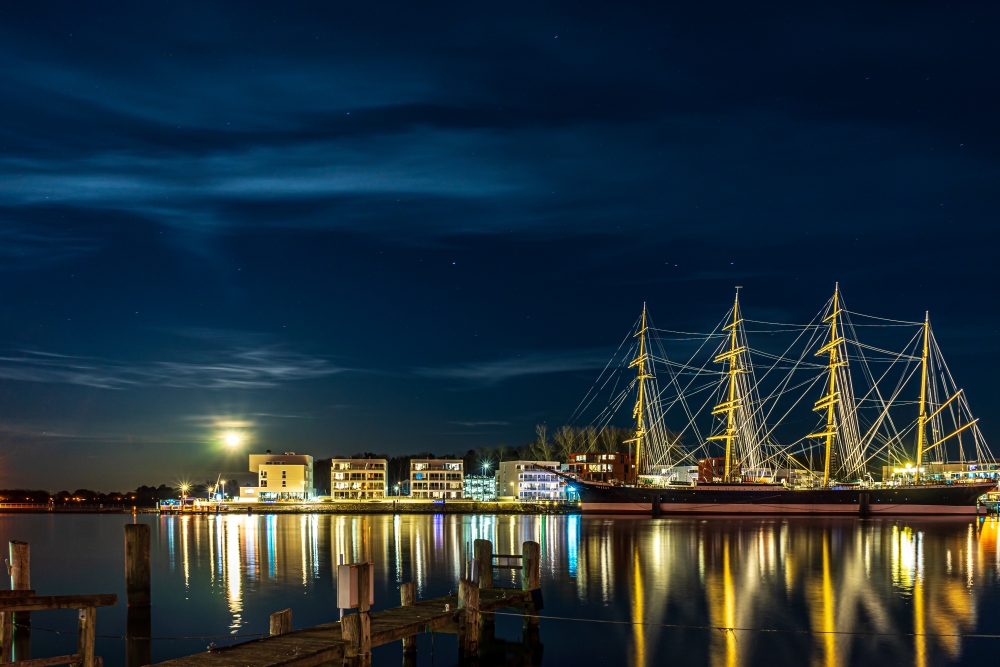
[181,515,190,588]
[566,515,579,579]
[151,513,994,665]
[224,516,242,629]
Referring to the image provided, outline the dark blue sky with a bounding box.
[1,2,998,491]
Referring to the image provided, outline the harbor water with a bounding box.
[1,513,999,666]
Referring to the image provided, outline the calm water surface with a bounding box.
[1,514,999,667]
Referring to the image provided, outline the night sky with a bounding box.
[2,2,998,491]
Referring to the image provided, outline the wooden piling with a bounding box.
[399,582,417,657]
[652,493,661,518]
[78,607,96,667]
[521,541,541,635]
[457,579,480,661]
[8,542,30,626]
[521,542,540,592]
[342,563,372,666]
[473,540,493,589]
[269,609,292,636]
[124,525,151,607]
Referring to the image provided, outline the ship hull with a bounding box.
[577,482,996,515]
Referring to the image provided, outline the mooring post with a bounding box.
[124,525,151,607]
[269,609,292,636]
[457,578,480,662]
[859,492,871,518]
[343,564,372,667]
[78,607,96,667]
[8,541,30,627]
[652,494,662,518]
[473,539,493,589]
[521,541,541,637]
[400,582,417,658]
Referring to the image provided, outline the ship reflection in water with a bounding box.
[153,514,1000,667]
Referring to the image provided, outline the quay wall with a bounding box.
[0,500,580,515]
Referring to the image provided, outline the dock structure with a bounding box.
[155,539,543,667]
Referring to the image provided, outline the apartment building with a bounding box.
[566,451,636,484]
[496,461,564,501]
[409,459,463,499]
[330,458,387,499]
[248,451,315,501]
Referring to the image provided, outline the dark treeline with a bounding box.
[0,478,246,505]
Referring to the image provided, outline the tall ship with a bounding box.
[572,286,998,514]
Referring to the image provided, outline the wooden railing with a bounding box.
[0,591,117,667]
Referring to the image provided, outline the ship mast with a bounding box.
[626,304,653,482]
[811,285,844,487]
[914,312,929,483]
[709,289,744,482]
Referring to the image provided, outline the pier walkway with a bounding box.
[155,539,542,667]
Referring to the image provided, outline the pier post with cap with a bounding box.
[124,525,151,607]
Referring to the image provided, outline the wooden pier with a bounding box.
[155,538,543,667]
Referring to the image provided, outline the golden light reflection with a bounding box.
[632,546,645,667]
[151,512,994,664]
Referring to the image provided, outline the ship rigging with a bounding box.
[570,287,994,489]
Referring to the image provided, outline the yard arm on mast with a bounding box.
[625,303,654,482]
[809,284,845,488]
[708,289,745,482]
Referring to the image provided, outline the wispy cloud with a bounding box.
[0,348,345,390]
[416,350,610,385]
[0,225,99,270]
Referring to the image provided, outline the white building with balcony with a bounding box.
[331,458,387,499]
[409,459,463,499]
[496,461,564,501]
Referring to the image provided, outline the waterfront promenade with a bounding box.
[0,500,580,514]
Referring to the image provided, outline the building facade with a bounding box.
[566,452,636,484]
[249,451,315,501]
[409,459,463,499]
[463,475,497,501]
[496,461,564,501]
[331,459,387,499]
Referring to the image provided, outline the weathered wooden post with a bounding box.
[8,542,30,626]
[343,565,372,667]
[457,579,480,662]
[78,607,96,667]
[473,539,493,589]
[124,525,151,607]
[400,582,417,660]
[521,541,541,638]
[269,609,292,636]
[473,539,495,646]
